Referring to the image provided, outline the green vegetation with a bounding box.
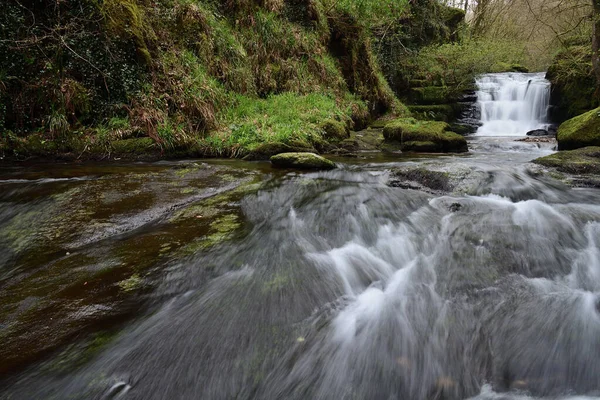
[382,118,468,153]
[546,44,598,121]
[556,107,600,150]
[2,0,441,159]
[199,92,363,157]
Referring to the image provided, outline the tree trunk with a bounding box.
[593,0,600,90]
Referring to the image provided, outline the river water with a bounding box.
[1,75,600,399]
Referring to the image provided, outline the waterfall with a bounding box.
[475,72,551,136]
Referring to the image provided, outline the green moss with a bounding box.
[533,146,600,174]
[111,137,156,155]
[557,107,600,150]
[203,214,242,247]
[409,86,450,105]
[320,119,348,140]
[270,152,336,169]
[118,273,142,292]
[383,118,468,153]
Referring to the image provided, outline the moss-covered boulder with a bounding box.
[270,152,336,170]
[556,107,600,150]
[533,146,600,174]
[383,118,468,153]
[243,142,315,160]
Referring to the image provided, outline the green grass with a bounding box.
[198,92,362,156]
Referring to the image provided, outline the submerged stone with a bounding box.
[270,152,336,170]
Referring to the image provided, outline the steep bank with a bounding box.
[0,0,465,160]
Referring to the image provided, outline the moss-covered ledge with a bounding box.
[533,146,600,174]
[382,118,468,153]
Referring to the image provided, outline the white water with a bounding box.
[476,72,551,136]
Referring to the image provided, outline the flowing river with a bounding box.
[1,74,600,399]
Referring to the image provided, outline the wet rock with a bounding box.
[270,152,336,170]
[516,137,556,144]
[526,129,549,137]
[449,203,462,212]
[388,167,453,193]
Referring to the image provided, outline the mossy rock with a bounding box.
[383,118,468,153]
[556,107,600,150]
[533,146,600,174]
[243,142,315,161]
[111,137,156,155]
[270,152,336,170]
[409,86,450,105]
[320,119,349,140]
[408,104,455,121]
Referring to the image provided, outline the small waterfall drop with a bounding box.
[475,72,551,136]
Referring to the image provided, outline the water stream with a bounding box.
[1,74,599,400]
[476,72,551,136]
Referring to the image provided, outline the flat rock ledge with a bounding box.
[270,152,337,170]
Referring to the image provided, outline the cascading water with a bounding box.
[476,72,551,136]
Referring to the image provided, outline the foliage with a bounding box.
[321,0,409,28]
[405,39,527,96]
[0,0,469,158]
[546,44,598,120]
[199,92,361,157]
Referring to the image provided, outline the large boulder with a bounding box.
[557,107,600,150]
[383,118,468,153]
[270,152,336,170]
